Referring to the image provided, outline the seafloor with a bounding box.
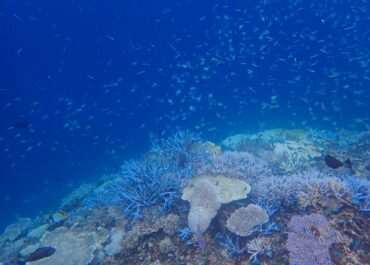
[0,128,369,265]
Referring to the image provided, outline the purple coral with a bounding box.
[286,213,346,265]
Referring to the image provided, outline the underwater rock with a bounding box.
[120,229,141,255]
[105,228,125,256]
[158,237,175,254]
[159,213,180,236]
[0,238,27,264]
[117,213,180,256]
[221,134,249,149]
[149,260,162,265]
[27,224,48,239]
[204,141,222,155]
[226,204,269,237]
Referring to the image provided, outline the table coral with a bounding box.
[226,204,269,237]
[27,227,98,265]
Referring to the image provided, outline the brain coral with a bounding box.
[286,213,348,265]
[27,227,97,265]
[226,204,269,237]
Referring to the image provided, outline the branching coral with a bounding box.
[150,130,209,178]
[82,132,226,220]
[254,198,280,217]
[247,237,272,264]
[219,234,247,257]
[197,151,271,184]
[105,159,182,219]
[254,170,351,208]
[253,174,299,206]
[177,227,193,241]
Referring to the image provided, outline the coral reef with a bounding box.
[1,129,369,265]
[0,239,26,264]
[1,218,31,242]
[286,213,348,265]
[182,174,251,235]
[60,182,97,211]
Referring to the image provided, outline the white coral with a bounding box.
[186,179,221,233]
[247,237,272,263]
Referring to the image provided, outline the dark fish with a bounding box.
[325,155,344,169]
[25,247,56,262]
[325,155,352,169]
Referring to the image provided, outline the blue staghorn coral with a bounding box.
[219,234,247,257]
[101,131,209,219]
[150,130,210,178]
[105,159,183,219]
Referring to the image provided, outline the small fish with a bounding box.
[325,155,352,169]
[24,247,56,262]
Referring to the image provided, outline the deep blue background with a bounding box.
[0,0,369,230]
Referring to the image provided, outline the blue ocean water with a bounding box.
[0,0,369,241]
